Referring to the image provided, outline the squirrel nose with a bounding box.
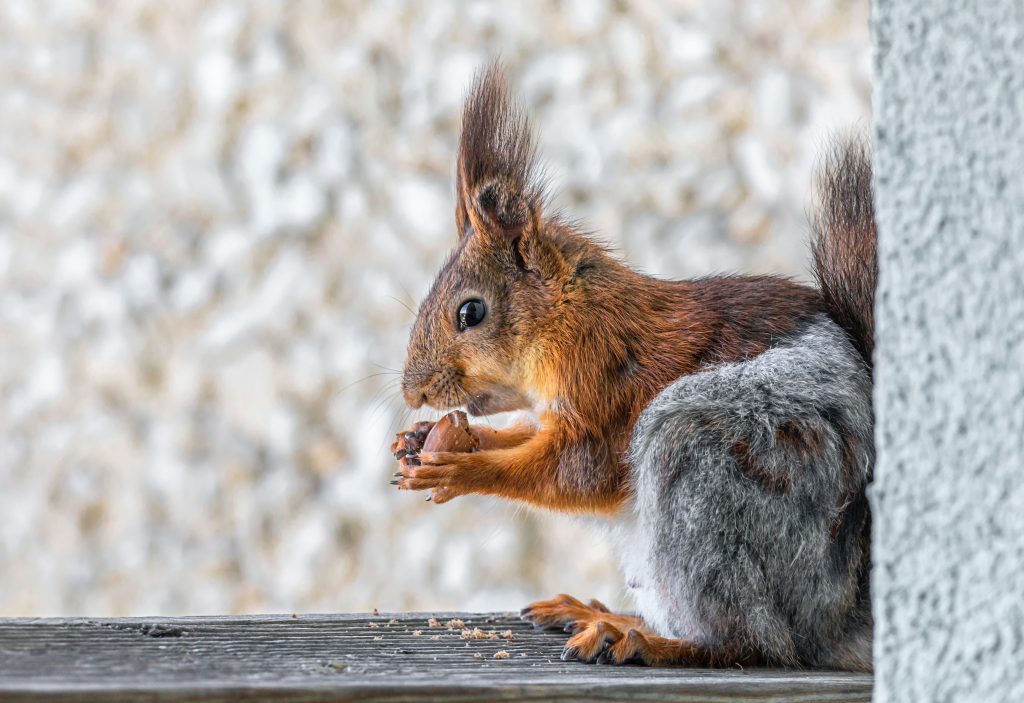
[401,378,427,409]
[401,366,434,408]
[404,390,426,409]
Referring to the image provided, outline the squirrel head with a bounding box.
[401,64,576,416]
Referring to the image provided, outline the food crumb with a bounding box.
[473,652,483,660]
[388,618,398,626]
[461,627,503,640]
[368,622,379,629]
[430,635,441,641]
[373,635,383,641]
[494,650,510,660]
[290,613,297,619]
[445,618,465,629]
[372,608,380,616]
[412,630,422,636]
[500,630,515,640]
[427,617,441,628]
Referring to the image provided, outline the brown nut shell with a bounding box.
[422,410,479,453]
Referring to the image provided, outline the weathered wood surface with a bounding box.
[0,612,872,702]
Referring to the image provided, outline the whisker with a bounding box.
[453,379,471,413]
[337,372,400,396]
[368,387,403,422]
[382,406,409,451]
[362,382,401,423]
[394,281,419,311]
[387,295,416,318]
[455,378,496,428]
[389,400,415,432]
[388,406,411,441]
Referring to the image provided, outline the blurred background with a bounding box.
[0,0,870,616]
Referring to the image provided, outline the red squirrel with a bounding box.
[391,64,876,671]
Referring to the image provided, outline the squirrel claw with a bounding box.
[392,451,472,504]
[390,420,436,460]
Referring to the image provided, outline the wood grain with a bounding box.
[0,612,872,702]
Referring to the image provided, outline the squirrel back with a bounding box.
[810,137,877,369]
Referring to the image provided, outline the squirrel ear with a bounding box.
[455,63,545,257]
[466,175,540,243]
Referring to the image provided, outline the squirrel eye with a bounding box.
[457,299,486,331]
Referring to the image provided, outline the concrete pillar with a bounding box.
[871,2,1024,701]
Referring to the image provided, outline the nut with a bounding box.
[422,410,479,454]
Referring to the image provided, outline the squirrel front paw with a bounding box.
[390,420,436,461]
[393,450,477,504]
[390,411,479,463]
[391,412,481,502]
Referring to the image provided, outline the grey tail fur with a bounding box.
[810,136,877,369]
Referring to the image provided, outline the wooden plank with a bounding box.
[0,612,872,702]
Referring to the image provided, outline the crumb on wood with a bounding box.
[373,608,380,616]
[500,629,515,640]
[388,618,398,626]
[461,627,501,640]
[373,635,383,641]
[290,613,297,619]
[412,630,422,636]
[494,650,510,660]
[430,635,441,641]
[368,622,379,629]
[427,617,441,628]
[445,618,465,629]
[473,652,483,660]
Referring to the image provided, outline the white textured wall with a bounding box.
[872,2,1024,701]
[0,1,869,616]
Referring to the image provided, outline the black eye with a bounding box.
[457,299,486,331]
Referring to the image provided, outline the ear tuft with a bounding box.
[456,63,544,240]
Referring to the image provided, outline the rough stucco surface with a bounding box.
[872,2,1024,702]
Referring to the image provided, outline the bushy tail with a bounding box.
[811,136,877,369]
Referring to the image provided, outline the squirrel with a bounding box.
[390,63,876,672]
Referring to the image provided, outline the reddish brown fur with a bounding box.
[731,439,794,494]
[775,421,827,459]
